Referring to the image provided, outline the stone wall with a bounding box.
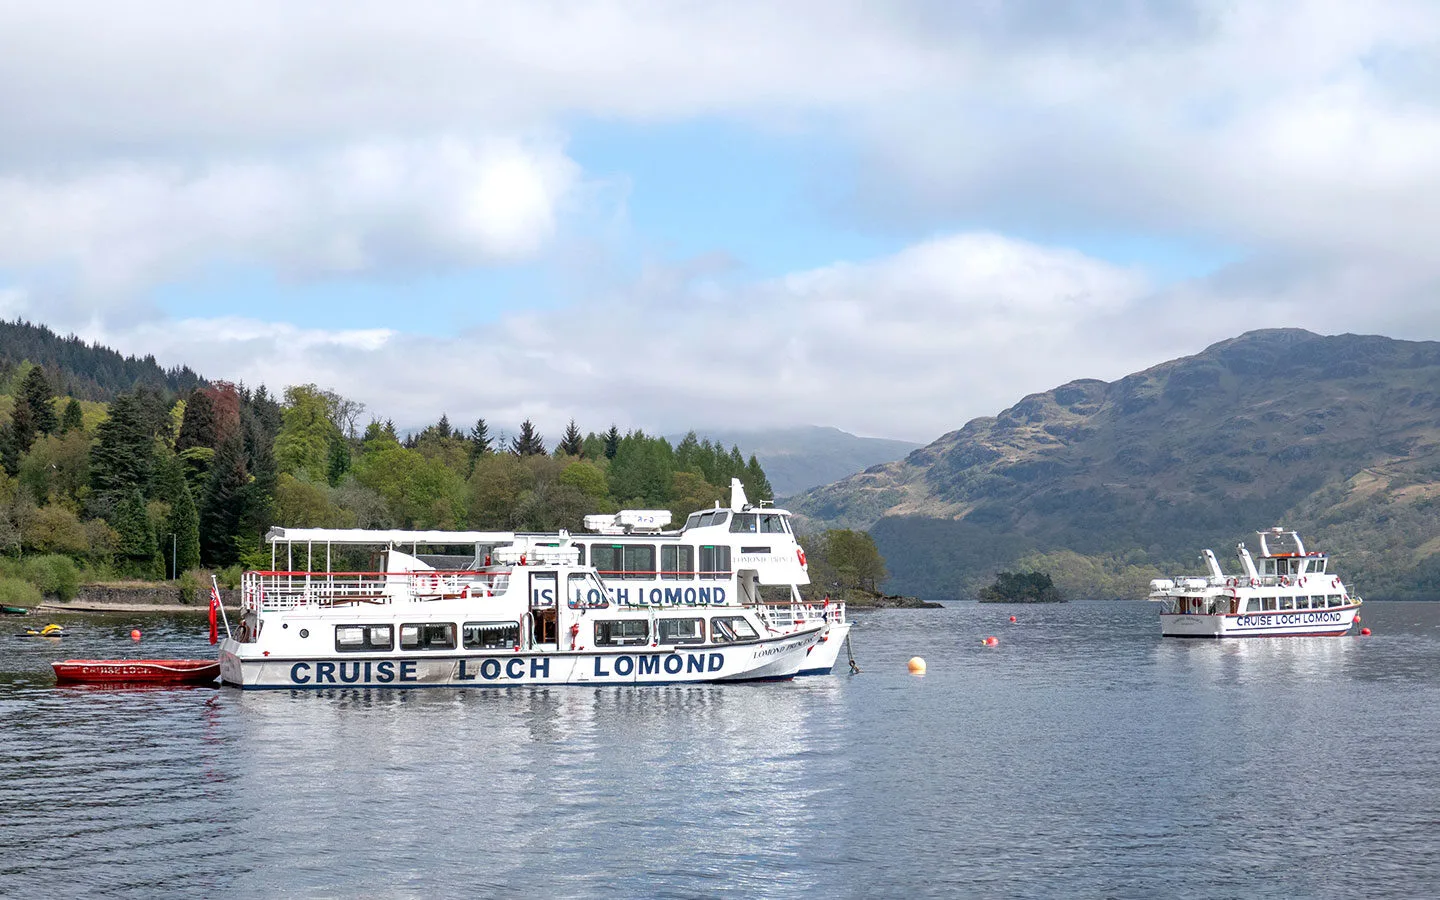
[72,584,242,607]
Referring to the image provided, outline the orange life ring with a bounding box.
[797,548,807,567]
[1279,576,1290,587]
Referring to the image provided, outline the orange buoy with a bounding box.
[907,656,926,675]
[1360,627,1371,636]
[983,636,999,646]
[1008,616,1017,623]
[130,629,141,641]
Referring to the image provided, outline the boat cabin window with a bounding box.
[400,623,456,651]
[1263,596,1277,611]
[335,624,393,652]
[699,545,732,580]
[657,617,704,645]
[709,616,758,643]
[1328,594,1342,607]
[591,545,621,576]
[696,511,729,528]
[1297,596,1311,609]
[463,622,520,649]
[1245,598,1261,613]
[730,513,758,534]
[661,545,695,581]
[1278,596,1294,611]
[759,513,787,534]
[1262,559,1276,576]
[574,544,586,565]
[595,619,649,646]
[567,573,609,608]
[623,545,655,579]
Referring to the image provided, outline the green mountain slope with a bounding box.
[0,319,204,401]
[790,329,1440,601]
[670,426,920,498]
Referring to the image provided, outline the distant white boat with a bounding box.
[1147,528,1362,638]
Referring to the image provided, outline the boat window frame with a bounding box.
[462,621,520,649]
[594,619,650,647]
[335,624,394,652]
[399,622,457,651]
[656,617,705,645]
[709,615,759,644]
[661,545,695,581]
[699,544,731,580]
[729,513,758,534]
[1262,596,1277,611]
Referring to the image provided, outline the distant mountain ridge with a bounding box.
[790,329,1440,601]
[670,426,921,498]
[0,319,204,400]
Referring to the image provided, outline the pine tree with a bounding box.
[113,490,160,578]
[744,454,773,503]
[90,393,157,516]
[59,398,84,434]
[200,433,248,567]
[604,425,621,460]
[556,419,583,456]
[468,418,492,457]
[157,454,202,577]
[437,413,452,439]
[11,365,57,457]
[510,419,546,456]
[176,388,217,452]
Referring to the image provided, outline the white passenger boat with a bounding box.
[251,479,851,677]
[219,538,823,689]
[1147,528,1362,638]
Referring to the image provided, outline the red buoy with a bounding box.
[130,629,141,641]
[1360,627,1371,636]
[1008,616,1017,623]
[983,635,999,646]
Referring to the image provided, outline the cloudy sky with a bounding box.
[3,1,1439,442]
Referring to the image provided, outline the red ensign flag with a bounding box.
[209,584,220,645]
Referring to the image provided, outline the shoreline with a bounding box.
[31,602,240,614]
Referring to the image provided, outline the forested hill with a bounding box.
[790,329,1440,601]
[0,319,204,400]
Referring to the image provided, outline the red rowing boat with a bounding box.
[52,659,220,684]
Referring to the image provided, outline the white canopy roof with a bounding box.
[265,527,518,546]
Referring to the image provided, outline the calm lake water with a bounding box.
[2,600,1438,898]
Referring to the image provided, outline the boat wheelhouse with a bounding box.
[219,537,823,689]
[1148,528,1362,638]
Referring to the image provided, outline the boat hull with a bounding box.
[1160,605,1359,638]
[53,659,221,684]
[796,622,851,675]
[220,627,823,689]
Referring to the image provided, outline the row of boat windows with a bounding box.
[577,544,732,580]
[333,616,760,653]
[1245,594,1347,612]
[680,510,791,534]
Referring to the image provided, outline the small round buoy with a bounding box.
[130,629,141,641]
[1360,627,1371,636]
[1355,614,1361,623]
[907,656,926,675]
[1009,615,1017,623]
[983,636,999,646]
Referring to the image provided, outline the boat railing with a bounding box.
[241,570,511,612]
[1156,573,1347,591]
[754,600,846,630]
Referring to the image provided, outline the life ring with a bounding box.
[1226,577,1235,588]
[1299,577,1307,588]
[1249,578,1257,588]
[796,548,807,567]
[1279,576,1290,587]
[1332,577,1339,589]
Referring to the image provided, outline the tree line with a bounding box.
[0,364,777,597]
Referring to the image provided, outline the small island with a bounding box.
[978,571,1064,603]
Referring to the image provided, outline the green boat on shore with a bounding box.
[2,605,32,615]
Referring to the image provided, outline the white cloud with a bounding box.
[0,137,577,295]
